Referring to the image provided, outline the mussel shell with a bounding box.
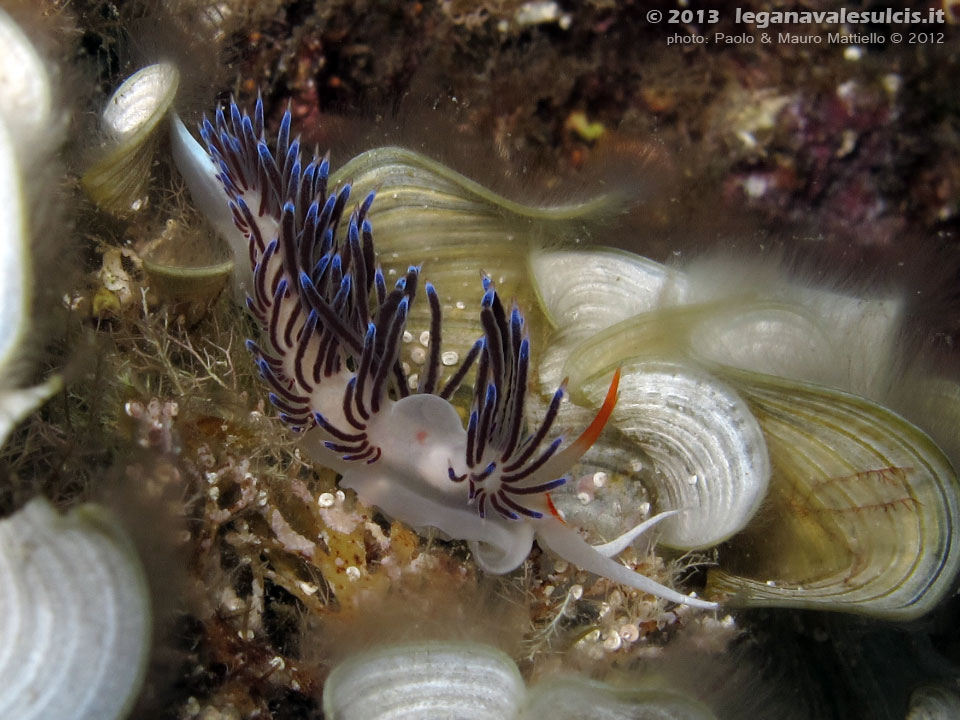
[529,247,685,333]
[323,641,720,720]
[0,75,61,445]
[0,498,151,719]
[779,285,901,399]
[0,115,27,381]
[689,302,837,385]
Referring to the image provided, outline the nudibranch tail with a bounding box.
[193,96,717,610]
[535,520,718,610]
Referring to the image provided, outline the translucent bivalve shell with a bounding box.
[0,8,54,161]
[706,371,960,620]
[0,9,61,445]
[81,62,180,214]
[907,684,960,720]
[579,360,770,550]
[690,290,902,398]
[0,498,152,719]
[529,248,770,550]
[525,675,717,720]
[0,106,29,399]
[323,642,525,720]
[530,247,686,335]
[690,302,837,385]
[323,641,719,719]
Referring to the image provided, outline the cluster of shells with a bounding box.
[323,641,718,720]
[0,9,152,720]
[332,148,960,623]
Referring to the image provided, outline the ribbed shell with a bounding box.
[0,8,53,156]
[323,642,525,720]
[81,62,180,214]
[0,498,151,720]
[579,360,770,550]
[524,675,717,720]
[323,642,719,719]
[707,370,960,620]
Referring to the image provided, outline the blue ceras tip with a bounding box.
[241,113,255,139]
[360,190,376,214]
[484,382,497,406]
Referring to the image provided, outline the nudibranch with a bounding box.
[174,96,716,609]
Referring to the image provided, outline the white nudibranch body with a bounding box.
[173,97,716,610]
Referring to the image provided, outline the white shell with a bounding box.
[530,247,902,399]
[0,8,53,161]
[781,285,901,398]
[529,247,686,333]
[0,112,28,390]
[323,642,526,720]
[580,360,770,550]
[692,289,902,398]
[907,685,960,720]
[690,302,837,384]
[323,642,720,720]
[82,62,180,214]
[102,62,179,138]
[524,675,718,720]
[0,498,152,719]
[0,15,61,446]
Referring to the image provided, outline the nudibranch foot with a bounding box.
[176,96,719,610]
